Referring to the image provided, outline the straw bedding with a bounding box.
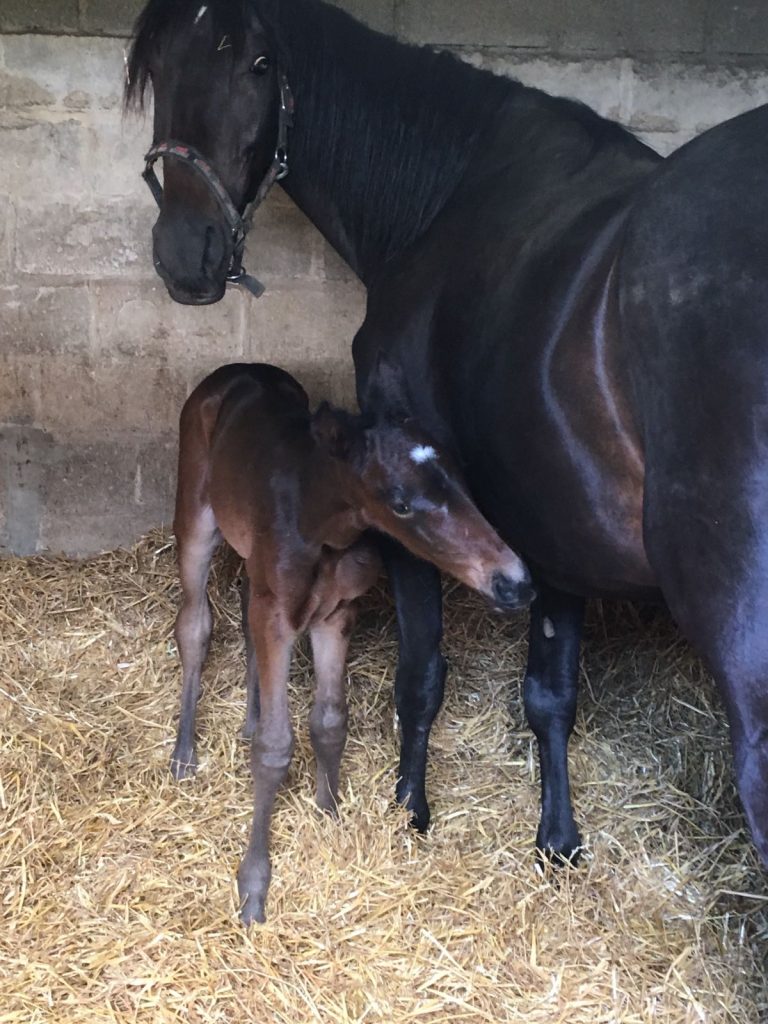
[1,530,767,1023]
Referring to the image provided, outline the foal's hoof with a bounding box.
[169,748,198,780]
[396,780,431,834]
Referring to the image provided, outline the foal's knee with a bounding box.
[309,701,348,748]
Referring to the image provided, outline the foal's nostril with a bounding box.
[492,570,536,610]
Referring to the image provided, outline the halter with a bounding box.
[142,70,295,299]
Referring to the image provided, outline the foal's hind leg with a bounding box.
[237,586,296,925]
[171,505,221,779]
[523,584,585,866]
[309,604,355,815]
[239,578,260,739]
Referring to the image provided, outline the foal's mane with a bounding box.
[126,0,641,274]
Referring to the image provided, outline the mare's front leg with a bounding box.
[379,537,446,833]
[171,505,221,779]
[523,584,585,864]
[309,604,354,814]
[237,586,296,925]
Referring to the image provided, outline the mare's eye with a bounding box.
[251,55,271,75]
[391,500,413,519]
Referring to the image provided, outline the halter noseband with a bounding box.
[142,70,295,299]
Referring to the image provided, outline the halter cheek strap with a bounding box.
[141,70,295,299]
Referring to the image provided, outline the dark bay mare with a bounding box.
[173,362,531,922]
[127,0,768,872]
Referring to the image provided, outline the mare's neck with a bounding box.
[256,0,512,283]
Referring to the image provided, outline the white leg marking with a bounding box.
[543,616,556,639]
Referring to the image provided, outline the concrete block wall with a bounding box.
[2,0,768,554]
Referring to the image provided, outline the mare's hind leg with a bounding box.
[239,578,260,739]
[170,504,221,779]
[309,604,355,815]
[237,586,296,925]
[646,504,768,867]
[379,538,446,833]
[523,585,585,865]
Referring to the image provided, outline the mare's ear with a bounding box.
[311,403,361,461]
[360,351,411,422]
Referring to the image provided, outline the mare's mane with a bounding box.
[126,0,640,271]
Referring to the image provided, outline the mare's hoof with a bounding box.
[169,749,198,780]
[239,893,267,926]
[396,781,431,834]
[534,832,583,875]
[316,792,341,819]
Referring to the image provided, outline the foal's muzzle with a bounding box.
[491,569,536,611]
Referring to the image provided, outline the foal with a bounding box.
[171,363,533,923]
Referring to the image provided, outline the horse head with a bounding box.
[126,1,284,304]
[311,403,535,613]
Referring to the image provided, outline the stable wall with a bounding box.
[2,0,768,554]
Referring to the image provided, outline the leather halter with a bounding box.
[142,70,295,298]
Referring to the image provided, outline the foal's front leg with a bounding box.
[237,587,296,925]
[379,538,446,833]
[309,604,354,814]
[523,584,585,864]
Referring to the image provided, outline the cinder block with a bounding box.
[89,280,246,363]
[0,120,85,199]
[36,356,188,439]
[0,0,77,34]
[397,0,553,48]
[2,35,126,112]
[40,435,176,519]
[331,0,396,35]
[240,280,364,407]
[2,284,91,357]
[0,426,51,556]
[0,196,12,277]
[627,59,768,139]
[709,0,768,56]
[40,509,170,556]
[0,69,55,109]
[245,195,323,282]
[87,116,158,199]
[626,0,706,54]
[466,52,625,122]
[79,0,146,37]
[15,200,153,278]
[0,356,41,424]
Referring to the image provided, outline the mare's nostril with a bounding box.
[492,571,536,609]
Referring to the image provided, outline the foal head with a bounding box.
[126,0,281,304]
[312,406,534,612]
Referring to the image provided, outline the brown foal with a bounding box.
[171,363,533,924]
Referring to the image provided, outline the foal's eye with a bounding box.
[391,500,413,519]
[251,55,271,75]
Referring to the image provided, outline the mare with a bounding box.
[173,362,532,922]
[127,0,768,872]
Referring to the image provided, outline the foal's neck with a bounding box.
[299,450,364,550]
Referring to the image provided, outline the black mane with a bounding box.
[126,0,642,274]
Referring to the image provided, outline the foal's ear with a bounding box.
[311,403,360,461]
[360,351,411,422]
